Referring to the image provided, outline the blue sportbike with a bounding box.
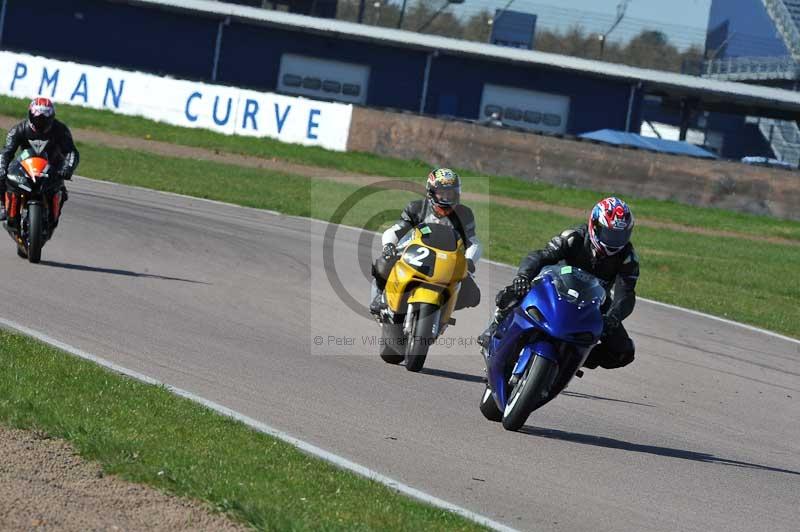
[480,265,606,431]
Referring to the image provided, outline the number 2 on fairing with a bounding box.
[407,247,430,266]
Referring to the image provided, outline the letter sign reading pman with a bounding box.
[0,51,352,151]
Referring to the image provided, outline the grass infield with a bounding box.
[0,329,488,531]
[1,95,798,242]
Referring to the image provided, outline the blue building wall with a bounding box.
[217,22,429,110]
[0,0,638,135]
[707,113,775,159]
[424,54,635,133]
[3,0,219,80]
[706,0,789,58]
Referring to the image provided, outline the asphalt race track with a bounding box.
[2,178,798,532]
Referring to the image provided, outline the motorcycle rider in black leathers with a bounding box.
[0,98,79,225]
[479,197,639,370]
[370,168,482,316]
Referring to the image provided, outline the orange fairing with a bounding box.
[20,156,49,180]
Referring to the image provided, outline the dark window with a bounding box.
[282,74,302,87]
[484,104,502,118]
[524,110,542,123]
[504,107,523,121]
[322,80,342,93]
[342,83,361,96]
[543,113,562,127]
[302,77,322,90]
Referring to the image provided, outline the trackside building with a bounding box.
[1,0,798,161]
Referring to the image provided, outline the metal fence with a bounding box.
[699,55,799,81]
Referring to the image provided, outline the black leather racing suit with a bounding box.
[0,119,80,199]
[373,198,482,310]
[502,224,640,369]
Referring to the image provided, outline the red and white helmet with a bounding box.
[28,97,55,133]
[588,197,634,256]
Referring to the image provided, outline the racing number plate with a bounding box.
[403,244,436,276]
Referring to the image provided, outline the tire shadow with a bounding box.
[519,425,800,476]
[41,260,210,284]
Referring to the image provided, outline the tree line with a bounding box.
[336,0,704,73]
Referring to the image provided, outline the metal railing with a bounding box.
[700,55,799,80]
[763,0,800,61]
[759,118,800,166]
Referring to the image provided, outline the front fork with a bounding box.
[5,192,60,226]
[403,303,442,338]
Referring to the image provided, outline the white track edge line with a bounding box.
[74,175,800,346]
[0,316,518,532]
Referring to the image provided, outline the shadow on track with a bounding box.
[420,367,486,383]
[561,391,655,408]
[41,261,210,284]
[520,426,800,476]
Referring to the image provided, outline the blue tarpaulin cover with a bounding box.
[579,129,718,159]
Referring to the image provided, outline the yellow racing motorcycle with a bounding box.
[377,223,468,372]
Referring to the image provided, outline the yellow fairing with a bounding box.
[407,286,444,305]
[384,226,468,318]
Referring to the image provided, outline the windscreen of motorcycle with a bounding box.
[417,223,460,251]
[19,154,49,180]
[535,265,606,309]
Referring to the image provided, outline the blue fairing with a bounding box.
[485,267,604,410]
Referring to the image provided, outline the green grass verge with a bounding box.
[0,330,486,531]
[76,142,800,338]
[2,95,799,242]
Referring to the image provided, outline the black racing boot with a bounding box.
[369,280,385,317]
[478,308,505,349]
[369,292,384,316]
[0,204,6,222]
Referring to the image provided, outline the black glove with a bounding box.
[511,275,531,298]
[381,243,397,260]
[467,258,476,274]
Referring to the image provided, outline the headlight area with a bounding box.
[525,306,546,324]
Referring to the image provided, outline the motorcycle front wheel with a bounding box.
[27,202,43,264]
[404,303,438,372]
[502,355,558,431]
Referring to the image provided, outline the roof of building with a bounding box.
[580,129,718,159]
[130,0,800,117]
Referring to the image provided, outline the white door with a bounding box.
[479,84,570,134]
[278,54,369,105]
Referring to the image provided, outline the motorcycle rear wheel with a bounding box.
[380,322,405,364]
[479,385,503,422]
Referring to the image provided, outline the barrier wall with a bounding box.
[348,107,800,220]
[0,51,353,151]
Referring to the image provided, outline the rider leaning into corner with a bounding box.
[0,97,80,225]
[370,168,482,316]
[479,197,639,370]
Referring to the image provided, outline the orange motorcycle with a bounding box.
[4,149,64,263]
